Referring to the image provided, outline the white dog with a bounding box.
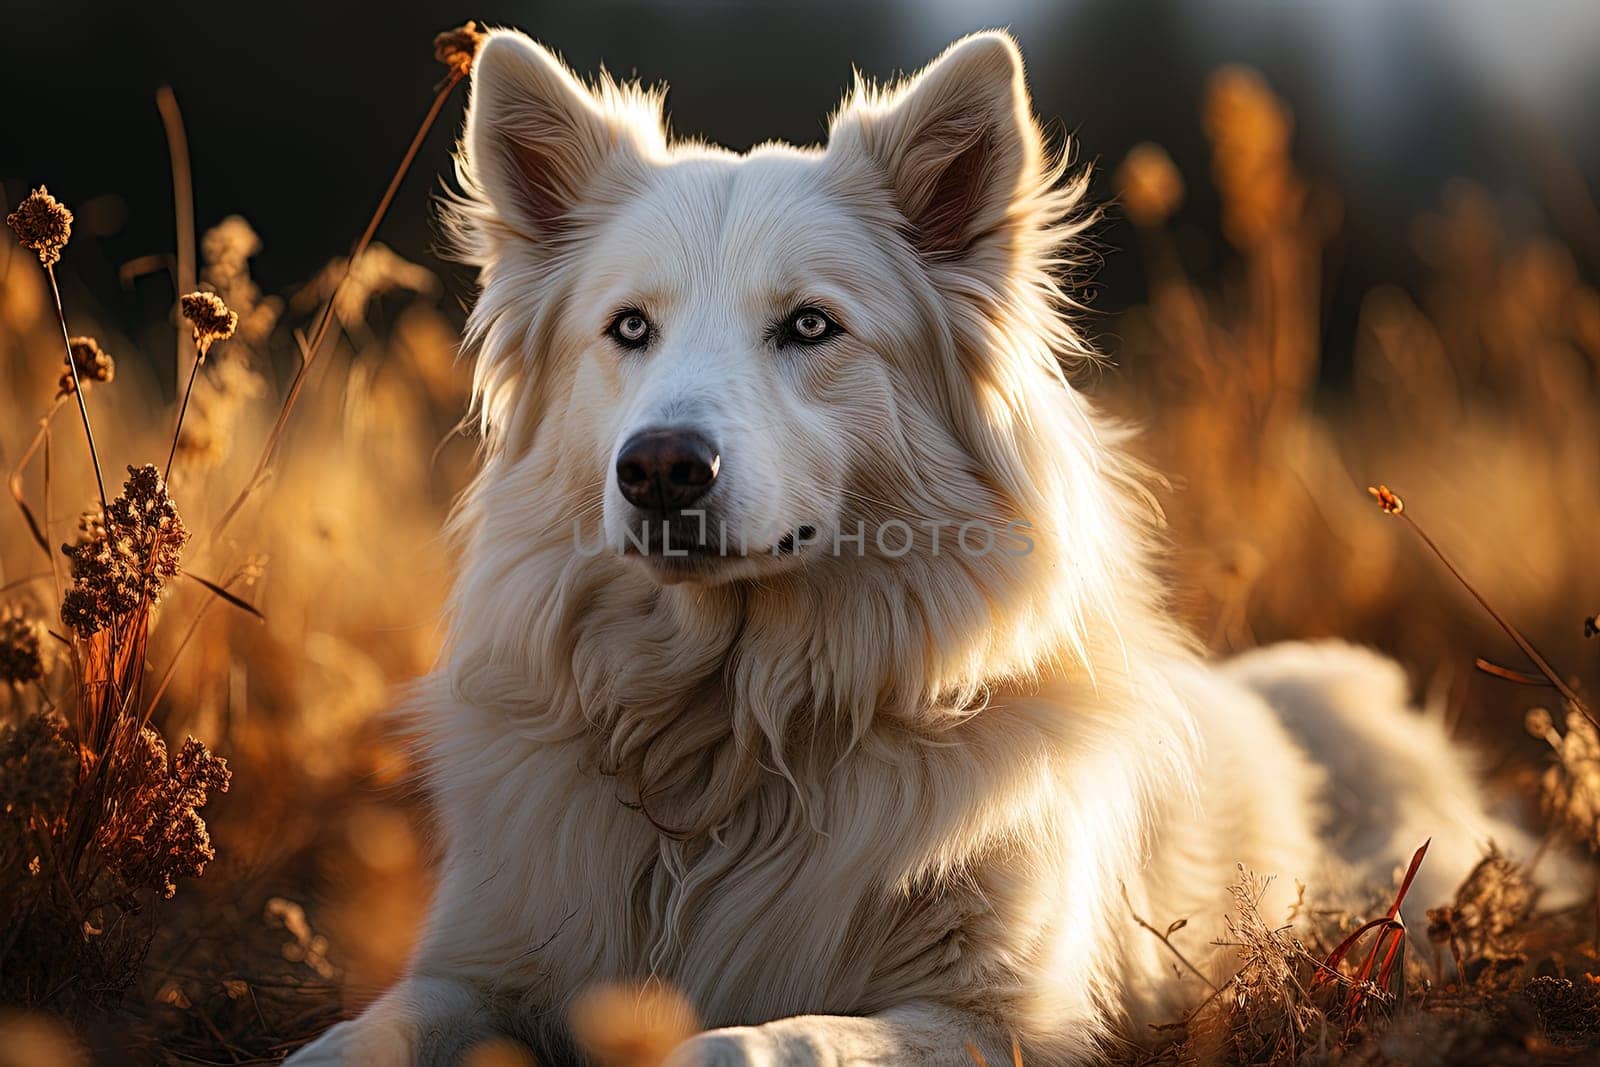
[288,29,1561,1066]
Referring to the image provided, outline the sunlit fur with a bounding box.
[287,29,1562,1067]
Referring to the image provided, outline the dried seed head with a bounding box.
[1116,143,1185,229]
[569,981,699,1067]
[0,1013,86,1067]
[56,336,116,397]
[6,186,73,267]
[201,215,281,346]
[1367,484,1404,515]
[1540,707,1600,853]
[0,713,77,828]
[0,605,49,685]
[1423,846,1534,980]
[1203,66,1301,248]
[200,215,262,286]
[434,21,486,78]
[1525,974,1600,1046]
[60,464,190,637]
[1526,706,1557,742]
[301,242,438,330]
[179,291,238,356]
[95,727,230,898]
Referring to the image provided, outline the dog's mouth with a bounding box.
[619,520,820,582]
[774,526,816,555]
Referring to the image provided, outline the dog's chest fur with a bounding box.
[421,697,1065,1037]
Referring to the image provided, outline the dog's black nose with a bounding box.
[615,428,720,511]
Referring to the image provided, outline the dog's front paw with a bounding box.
[661,1026,790,1067]
[283,1017,414,1066]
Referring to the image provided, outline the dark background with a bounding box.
[6,0,1598,382]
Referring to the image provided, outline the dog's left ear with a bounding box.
[829,31,1041,260]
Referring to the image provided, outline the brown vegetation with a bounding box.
[0,27,1595,1066]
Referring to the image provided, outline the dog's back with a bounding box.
[1228,641,1573,915]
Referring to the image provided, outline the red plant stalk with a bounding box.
[1315,839,1429,1017]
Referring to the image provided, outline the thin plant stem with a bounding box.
[8,395,67,558]
[1122,881,1220,992]
[1395,509,1592,722]
[166,338,210,479]
[207,69,465,548]
[44,263,126,710]
[0,571,52,594]
[141,595,213,725]
[42,429,78,690]
[44,265,108,515]
[157,86,197,397]
[142,563,253,724]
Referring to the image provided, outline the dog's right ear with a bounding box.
[465,32,659,240]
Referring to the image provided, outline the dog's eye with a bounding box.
[781,307,839,345]
[607,309,653,349]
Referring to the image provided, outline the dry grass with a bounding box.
[0,30,1595,1065]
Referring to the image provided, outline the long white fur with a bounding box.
[286,28,1564,1067]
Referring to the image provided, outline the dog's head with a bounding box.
[454,29,1098,591]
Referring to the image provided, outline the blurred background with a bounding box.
[8,0,1600,358]
[2,2,1597,1063]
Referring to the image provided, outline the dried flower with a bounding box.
[0,605,48,686]
[95,728,230,898]
[266,898,335,978]
[201,216,281,346]
[1526,706,1557,741]
[1189,868,1324,1058]
[179,291,237,356]
[0,1013,87,1067]
[296,242,439,333]
[1367,484,1404,515]
[1425,848,1534,989]
[6,187,72,267]
[1537,707,1600,853]
[0,714,77,830]
[1203,67,1302,248]
[435,21,487,78]
[56,336,115,397]
[570,981,699,1067]
[1116,143,1185,229]
[60,465,190,637]
[1525,974,1600,1046]
[200,216,262,287]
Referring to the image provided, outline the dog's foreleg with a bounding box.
[662,1001,1019,1066]
[282,975,494,1066]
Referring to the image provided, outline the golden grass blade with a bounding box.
[181,570,266,623]
[1368,485,1594,726]
[0,572,52,594]
[156,85,197,397]
[7,400,66,558]
[8,464,51,558]
[1473,658,1552,687]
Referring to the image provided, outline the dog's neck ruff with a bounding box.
[441,431,1196,839]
